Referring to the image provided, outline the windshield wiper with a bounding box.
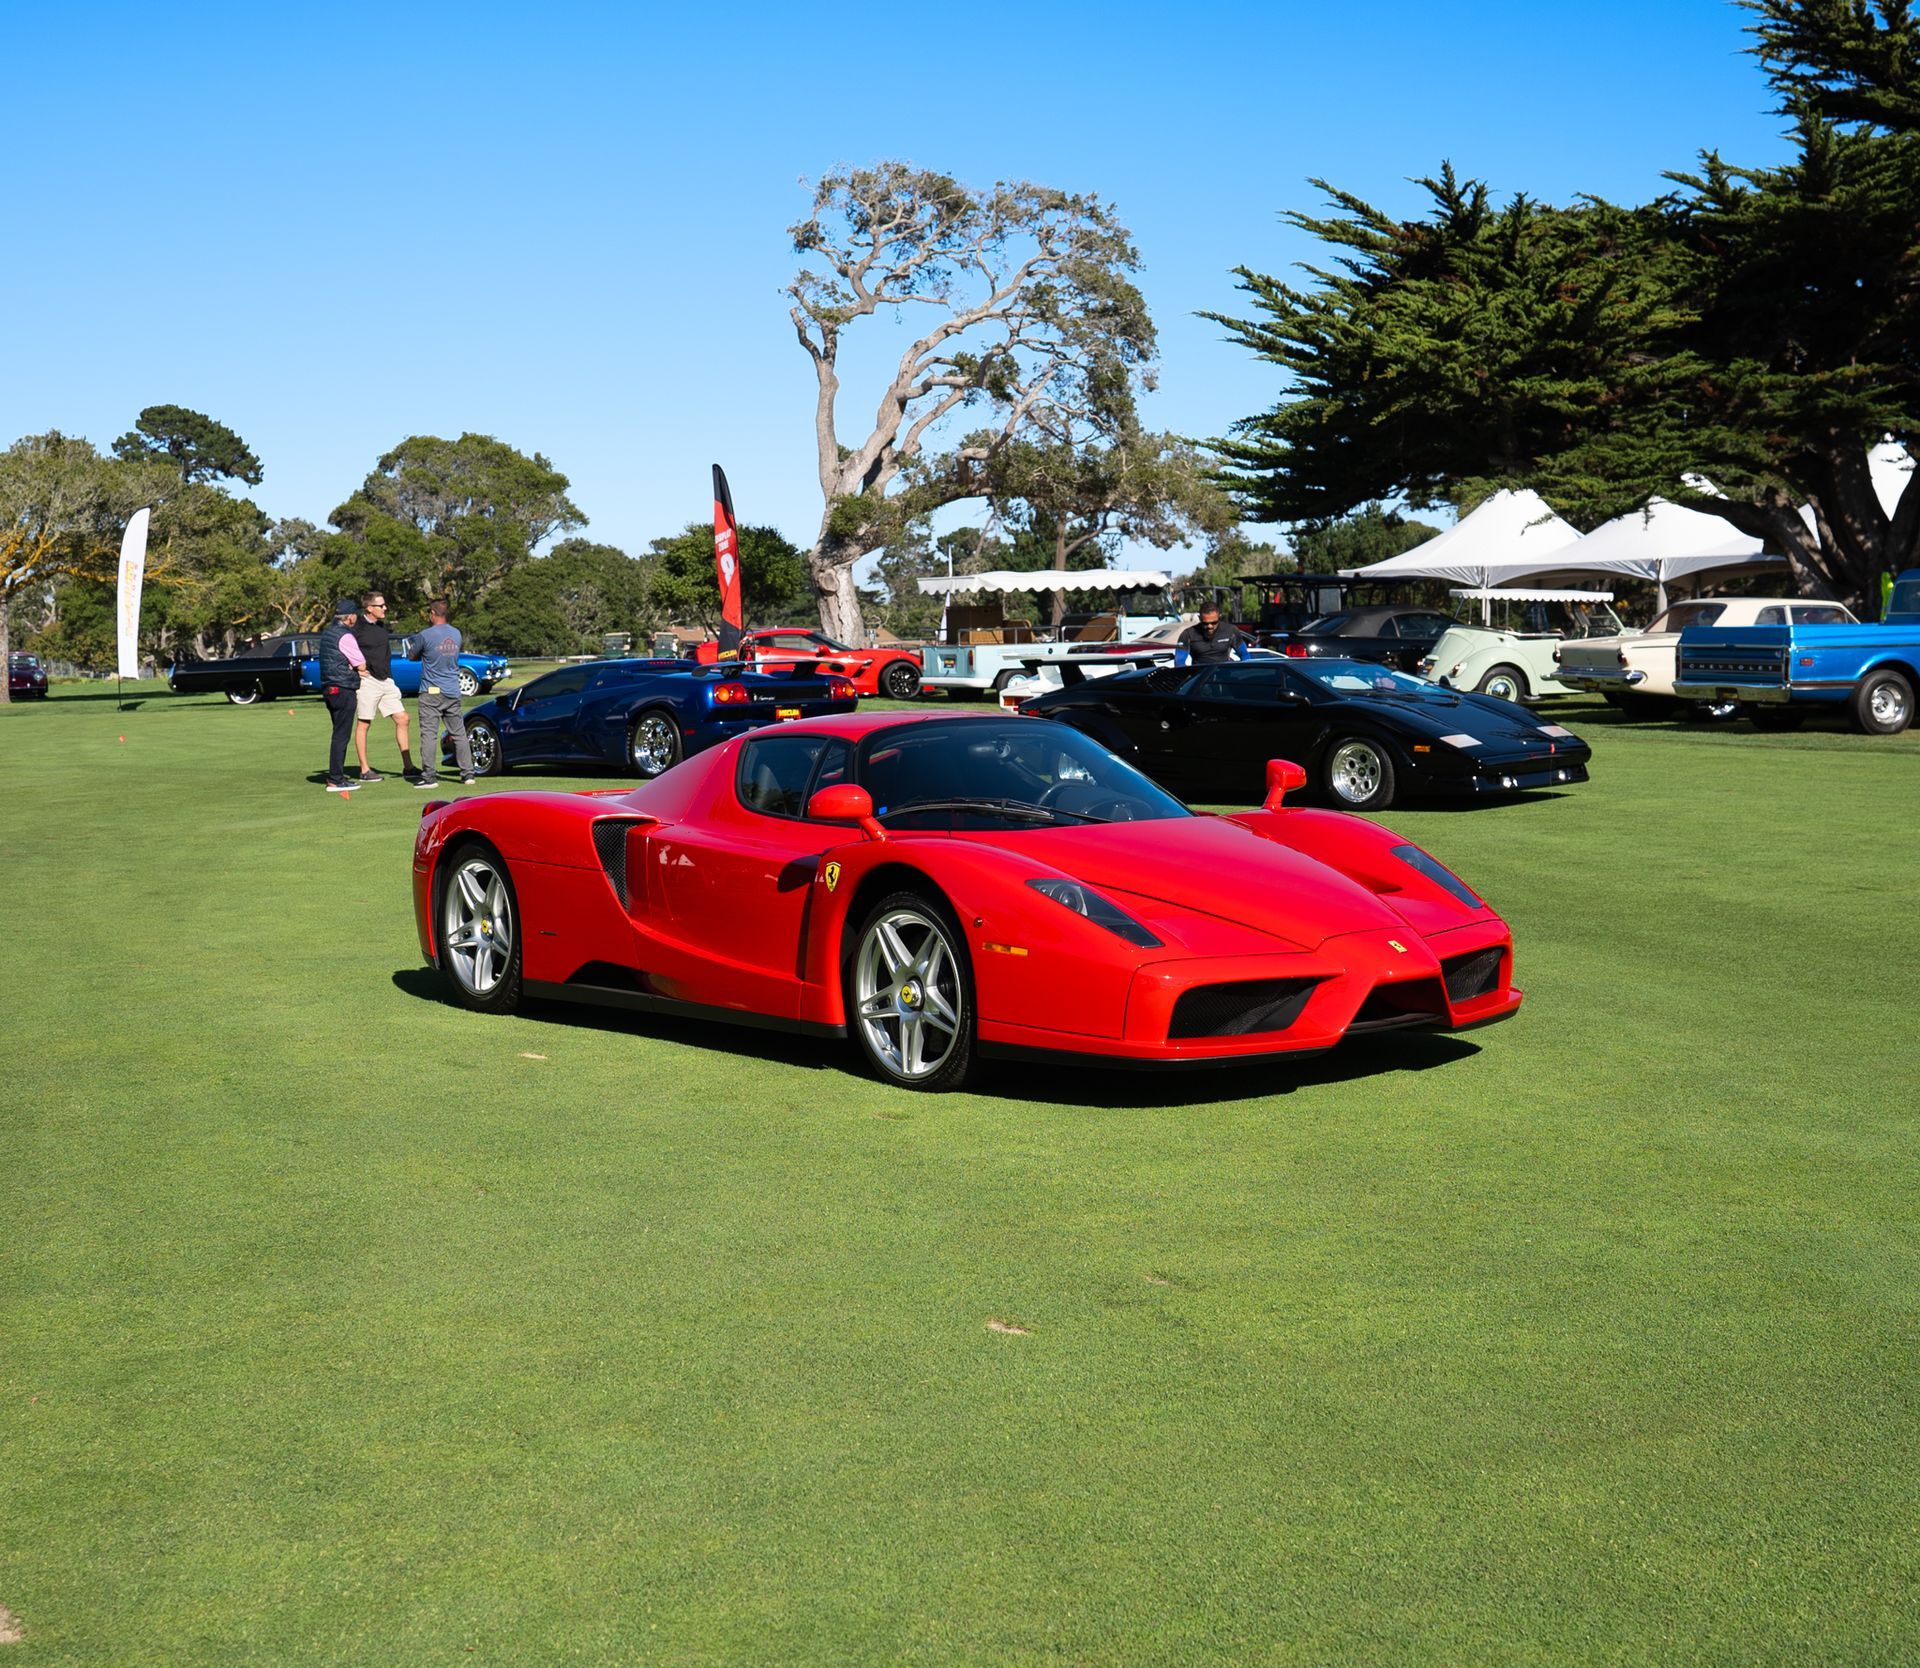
[882,797,1106,824]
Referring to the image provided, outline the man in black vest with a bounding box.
[350,589,419,783]
[318,598,366,792]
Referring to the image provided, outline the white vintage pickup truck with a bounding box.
[914,570,1180,696]
[1557,596,1857,717]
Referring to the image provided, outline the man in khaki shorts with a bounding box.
[351,590,419,783]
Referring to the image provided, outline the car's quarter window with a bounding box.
[737,735,850,819]
[1756,606,1788,625]
[1297,614,1351,636]
[1196,663,1297,703]
[1792,604,1854,624]
[1400,613,1458,636]
[1651,602,1727,632]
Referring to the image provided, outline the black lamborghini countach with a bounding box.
[1021,656,1591,810]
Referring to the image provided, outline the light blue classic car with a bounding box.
[1673,568,1920,734]
[298,634,510,698]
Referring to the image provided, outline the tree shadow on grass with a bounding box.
[390,968,1482,1106]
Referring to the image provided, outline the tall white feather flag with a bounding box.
[116,507,151,681]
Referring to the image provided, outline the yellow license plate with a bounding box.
[776,706,801,719]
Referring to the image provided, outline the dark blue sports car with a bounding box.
[452,659,859,778]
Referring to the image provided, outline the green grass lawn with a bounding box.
[3,683,1916,1665]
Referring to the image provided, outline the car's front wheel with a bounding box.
[847,891,976,1090]
[226,681,263,706]
[1323,737,1396,811]
[466,717,504,775]
[1851,667,1914,735]
[437,844,522,1013]
[1475,664,1527,702]
[881,659,922,700]
[628,709,683,778]
[457,667,480,697]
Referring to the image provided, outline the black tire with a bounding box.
[1475,664,1527,703]
[466,717,505,776]
[844,888,977,1091]
[434,841,522,1013]
[1322,735,1396,811]
[881,658,922,700]
[1850,668,1915,735]
[990,669,1017,694]
[225,681,263,706]
[1749,707,1806,732]
[627,708,684,778]
[457,666,480,697]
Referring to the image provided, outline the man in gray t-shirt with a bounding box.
[413,600,477,785]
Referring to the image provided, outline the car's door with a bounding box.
[500,666,593,762]
[650,734,854,1017]
[1176,661,1317,801]
[1078,668,1204,789]
[388,636,424,695]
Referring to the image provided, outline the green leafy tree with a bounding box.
[112,405,263,487]
[1744,0,1920,132]
[329,434,585,609]
[463,539,656,656]
[872,526,992,639]
[644,521,808,631]
[788,163,1156,637]
[1209,7,1920,610]
[1289,503,1441,569]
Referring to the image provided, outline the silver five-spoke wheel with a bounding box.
[442,855,515,1001]
[852,902,968,1087]
[630,711,682,777]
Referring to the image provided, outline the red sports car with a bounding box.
[739,629,924,700]
[411,712,1521,1089]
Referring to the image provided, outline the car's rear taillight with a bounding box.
[825,677,856,701]
[712,680,750,705]
[1616,650,1630,666]
[1283,644,1308,658]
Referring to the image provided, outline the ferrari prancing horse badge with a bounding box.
[823,862,841,893]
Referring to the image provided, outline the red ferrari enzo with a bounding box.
[412,712,1521,1089]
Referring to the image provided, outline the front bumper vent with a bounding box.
[1168,977,1319,1039]
[1441,947,1504,1004]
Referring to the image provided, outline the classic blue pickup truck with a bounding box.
[1673,569,1920,733]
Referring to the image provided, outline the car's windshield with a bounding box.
[1650,602,1727,632]
[1885,578,1919,619]
[812,633,854,652]
[1292,658,1437,696]
[858,719,1188,828]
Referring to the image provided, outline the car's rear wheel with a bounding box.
[437,844,522,1013]
[1851,667,1914,735]
[628,709,683,777]
[1475,665,1527,702]
[457,667,480,697]
[1323,737,1396,811]
[846,891,976,1091]
[882,659,922,700]
[226,681,263,706]
[466,717,504,775]
[1750,707,1806,732]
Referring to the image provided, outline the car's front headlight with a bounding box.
[1027,878,1162,948]
[1391,844,1482,907]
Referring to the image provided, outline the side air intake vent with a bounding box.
[1168,977,1319,1039]
[1441,948,1504,1004]
[591,819,643,907]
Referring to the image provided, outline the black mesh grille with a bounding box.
[1441,948,1504,1004]
[1168,978,1319,1039]
[591,819,639,907]
[1351,979,1447,1028]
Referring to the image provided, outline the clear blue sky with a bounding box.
[4,1,1791,570]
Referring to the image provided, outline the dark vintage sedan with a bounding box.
[1274,605,1465,672]
[1022,656,1591,810]
[167,635,319,703]
[9,652,50,699]
[455,658,859,778]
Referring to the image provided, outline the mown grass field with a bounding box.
[2,680,1916,1665]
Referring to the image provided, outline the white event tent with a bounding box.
[915,569,1171,595]
[1539,497,1784,611]
[1336,489,1581,590]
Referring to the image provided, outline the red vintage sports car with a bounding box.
[411,712,1520,1089]
[738,628,924,700]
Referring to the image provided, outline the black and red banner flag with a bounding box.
[712,464,744,657]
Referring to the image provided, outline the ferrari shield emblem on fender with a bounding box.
[823,862,840,893]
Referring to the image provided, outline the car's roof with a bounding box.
[751,709,1018,741]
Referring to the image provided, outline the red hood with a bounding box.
[963,815,1404,951]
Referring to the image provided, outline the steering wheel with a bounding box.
[1039,781,1139,821]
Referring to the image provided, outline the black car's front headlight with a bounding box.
[1390,844,1482,908]
[1027,878,1162,948]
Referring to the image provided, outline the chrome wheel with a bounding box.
[1871,680,1910,727]
[468,720,500,775]
[629,711,681,776]
[1329,740,1384,806]
[442,857,514,997]
[226,682,262,705]
[457,667,479,697]
[1477,667,1523,702]
[853,906,964,1083]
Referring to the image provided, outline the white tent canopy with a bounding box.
[1871,440,1914,517]
[1530,496,1785,609]
[1448,587,1614,603]
[916,569,1170,596]
[1337,489,1582,586]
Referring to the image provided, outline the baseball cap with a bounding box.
[333,597,359,618]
